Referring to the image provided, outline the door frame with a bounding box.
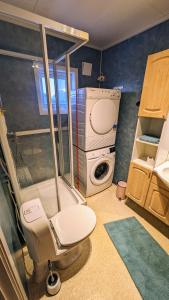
[0,228,28,300]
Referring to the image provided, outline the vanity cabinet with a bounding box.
[145,180,169,225]
[126,49,169,225]
[138,49,169,119]
[126,162,152,207]
[126,167,169,225]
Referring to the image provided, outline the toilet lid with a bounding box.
[50,205,96,246]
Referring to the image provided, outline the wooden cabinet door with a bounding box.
[139,49,169,118]
[126,162,152,207]
[145,182,169,225]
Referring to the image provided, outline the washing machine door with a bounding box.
[90,99,117,134]
[90,157,114,185]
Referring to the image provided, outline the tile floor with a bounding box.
[27,184,169,300]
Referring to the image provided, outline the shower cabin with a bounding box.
[0,2,88,212]
[0,1,94,294]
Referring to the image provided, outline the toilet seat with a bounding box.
[50,205,96,247]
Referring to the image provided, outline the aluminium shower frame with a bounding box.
[0,1,89,210]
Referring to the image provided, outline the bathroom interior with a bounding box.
[0,1,169,299]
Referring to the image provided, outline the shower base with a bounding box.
[20,177,86,217]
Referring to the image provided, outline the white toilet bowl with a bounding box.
[20,198,96,281]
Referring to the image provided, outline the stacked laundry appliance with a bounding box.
[72,88,121,197]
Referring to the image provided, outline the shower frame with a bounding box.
[0,1,89,210]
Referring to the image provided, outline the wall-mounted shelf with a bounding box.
[132,117,165,167]
[136,138,159,147]
[132,158,154,170]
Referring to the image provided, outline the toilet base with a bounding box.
[32,242,84,282]
[55,243,82,269]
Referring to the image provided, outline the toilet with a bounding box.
[20,198,96,281]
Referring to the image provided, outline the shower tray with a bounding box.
[20,177,86,218]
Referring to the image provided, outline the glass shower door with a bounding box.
[0,19,60,213]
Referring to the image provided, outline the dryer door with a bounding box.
[90,99,117,134]
[90,157,114,185]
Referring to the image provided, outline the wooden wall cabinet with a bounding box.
[126,49,169,225]
[126,162,152,207]
[138,49,169,119]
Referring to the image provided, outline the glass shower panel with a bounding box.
[0,18,58,212]
[0,21,46,182]
[46,29,76,187]
[9,134,54,188]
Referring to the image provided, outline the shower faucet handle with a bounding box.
[7,131,16,138]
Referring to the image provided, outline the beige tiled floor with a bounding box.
[27,184,169,300]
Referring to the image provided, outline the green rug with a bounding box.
[104,217,169,300]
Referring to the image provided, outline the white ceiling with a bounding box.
[1,0,169,49]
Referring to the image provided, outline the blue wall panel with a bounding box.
[102,19,169,183]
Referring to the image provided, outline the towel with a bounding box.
[139,135,160,144]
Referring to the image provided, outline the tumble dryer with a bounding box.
[72,88,121,151]
[73,145,115,197]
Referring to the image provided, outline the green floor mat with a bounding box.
[104,217,169,300]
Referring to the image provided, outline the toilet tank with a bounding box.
[20,198,57,263]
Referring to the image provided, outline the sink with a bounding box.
[162,168,169,179]
[154,161,169,188]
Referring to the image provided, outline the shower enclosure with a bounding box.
[0,1,88,219]
[0,2,89,294]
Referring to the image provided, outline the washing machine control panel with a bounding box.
[86,146,115,159]
[81,88,121,100]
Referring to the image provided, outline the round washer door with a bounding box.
[90,99,116,134]
[90,158,113,185]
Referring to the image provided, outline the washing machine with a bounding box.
[73,145,115,197]
[72,88,121,151]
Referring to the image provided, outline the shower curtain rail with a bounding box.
[55,40,87,64]
[0,48,65,65]
[0,45,85,69]
[8,127,68,137]
[0,48,47,62]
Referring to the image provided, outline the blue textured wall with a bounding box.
[0,20,100,187]
[102,19,169,183]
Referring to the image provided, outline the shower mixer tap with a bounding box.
[7,132,16,138]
